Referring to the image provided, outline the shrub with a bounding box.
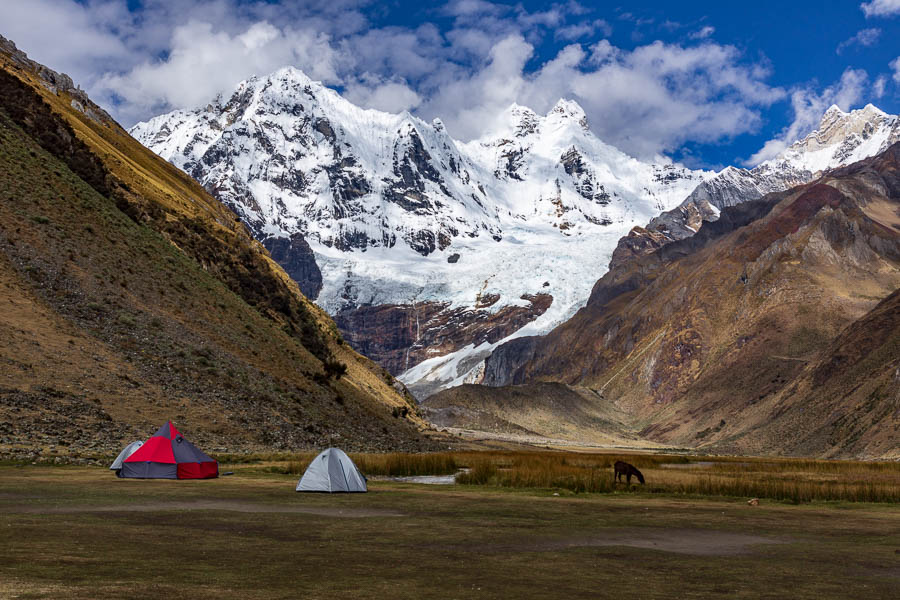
[323,359,347,380]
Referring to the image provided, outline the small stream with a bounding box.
[373,469,468,485]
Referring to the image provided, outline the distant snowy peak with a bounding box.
[132,66,496,257]
[776,103,899,174]
[132,69,706,262]
[732,103,898,204]
[608,103,900,269]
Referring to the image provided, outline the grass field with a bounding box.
[1,460,898,599]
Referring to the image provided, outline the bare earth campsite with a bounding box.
[1,452,900,599]
[3,1,900,598]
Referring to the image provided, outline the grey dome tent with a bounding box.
[110,441,143,477]
[296,448,367,493]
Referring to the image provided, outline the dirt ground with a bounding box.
[1,466,898,599]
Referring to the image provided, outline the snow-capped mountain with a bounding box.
[611,104,900,267]
[130,66,710,397]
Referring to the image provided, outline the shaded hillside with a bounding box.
[481,144,900,458]
[0,37,431,456]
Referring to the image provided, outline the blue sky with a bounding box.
[2,0,899,168]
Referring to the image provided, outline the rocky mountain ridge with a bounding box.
[611,104,900,269]
[132,67,899,401]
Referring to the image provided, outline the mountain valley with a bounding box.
[2,33,898,459]
[468,145,900,458]
[133,68,900,413]
[130,69,711,396]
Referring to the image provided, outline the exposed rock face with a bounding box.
[262,233,323,299]
[0,35,112,124]
[480,336,540,387]
[607,226,672,271]
[335,294,553,376]
[131,73,710,393]
[609,104,900,269]
[480,143,900,458]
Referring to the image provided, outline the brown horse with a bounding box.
[613,461,645,485]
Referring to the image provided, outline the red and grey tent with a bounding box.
[121,422,218,479]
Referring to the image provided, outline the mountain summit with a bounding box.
[477,142,900,458]
[131,67,708,396]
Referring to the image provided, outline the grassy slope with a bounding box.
[0,46,430,454]
[728,287,900,459]
[0,466,898,599]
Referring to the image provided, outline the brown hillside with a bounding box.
[481,144,900,458]
[0,37,432,457]
[422,382,645,446]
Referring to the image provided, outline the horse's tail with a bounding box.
[634,467,645,484]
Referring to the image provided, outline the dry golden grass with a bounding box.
[0,48,431,455]
[457,452,900,503]
[352,452,459,476]
[233,449,900,503]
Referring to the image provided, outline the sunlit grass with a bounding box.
[454,452,900,503]
[215,449,900,503]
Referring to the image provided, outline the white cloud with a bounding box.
[95,21,342,124]
[418,34,532,141]
[873,74,887,97]
[891,57,900,83]
[418,37,784,159]
[0,0,799,161]
[746,68,869,166]
[861,0,900,17]
[836,28,881,54]
[555,19,612,41]
[343,76,422,113]
[0,0,136,87]
[689,26,715,40]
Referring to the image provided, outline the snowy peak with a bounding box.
[131,64,713,394]
[493,99,589,140]
[823,104,844,118]
[491,103,540,139]
[547,98,589,130]
[783,103,899,171]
